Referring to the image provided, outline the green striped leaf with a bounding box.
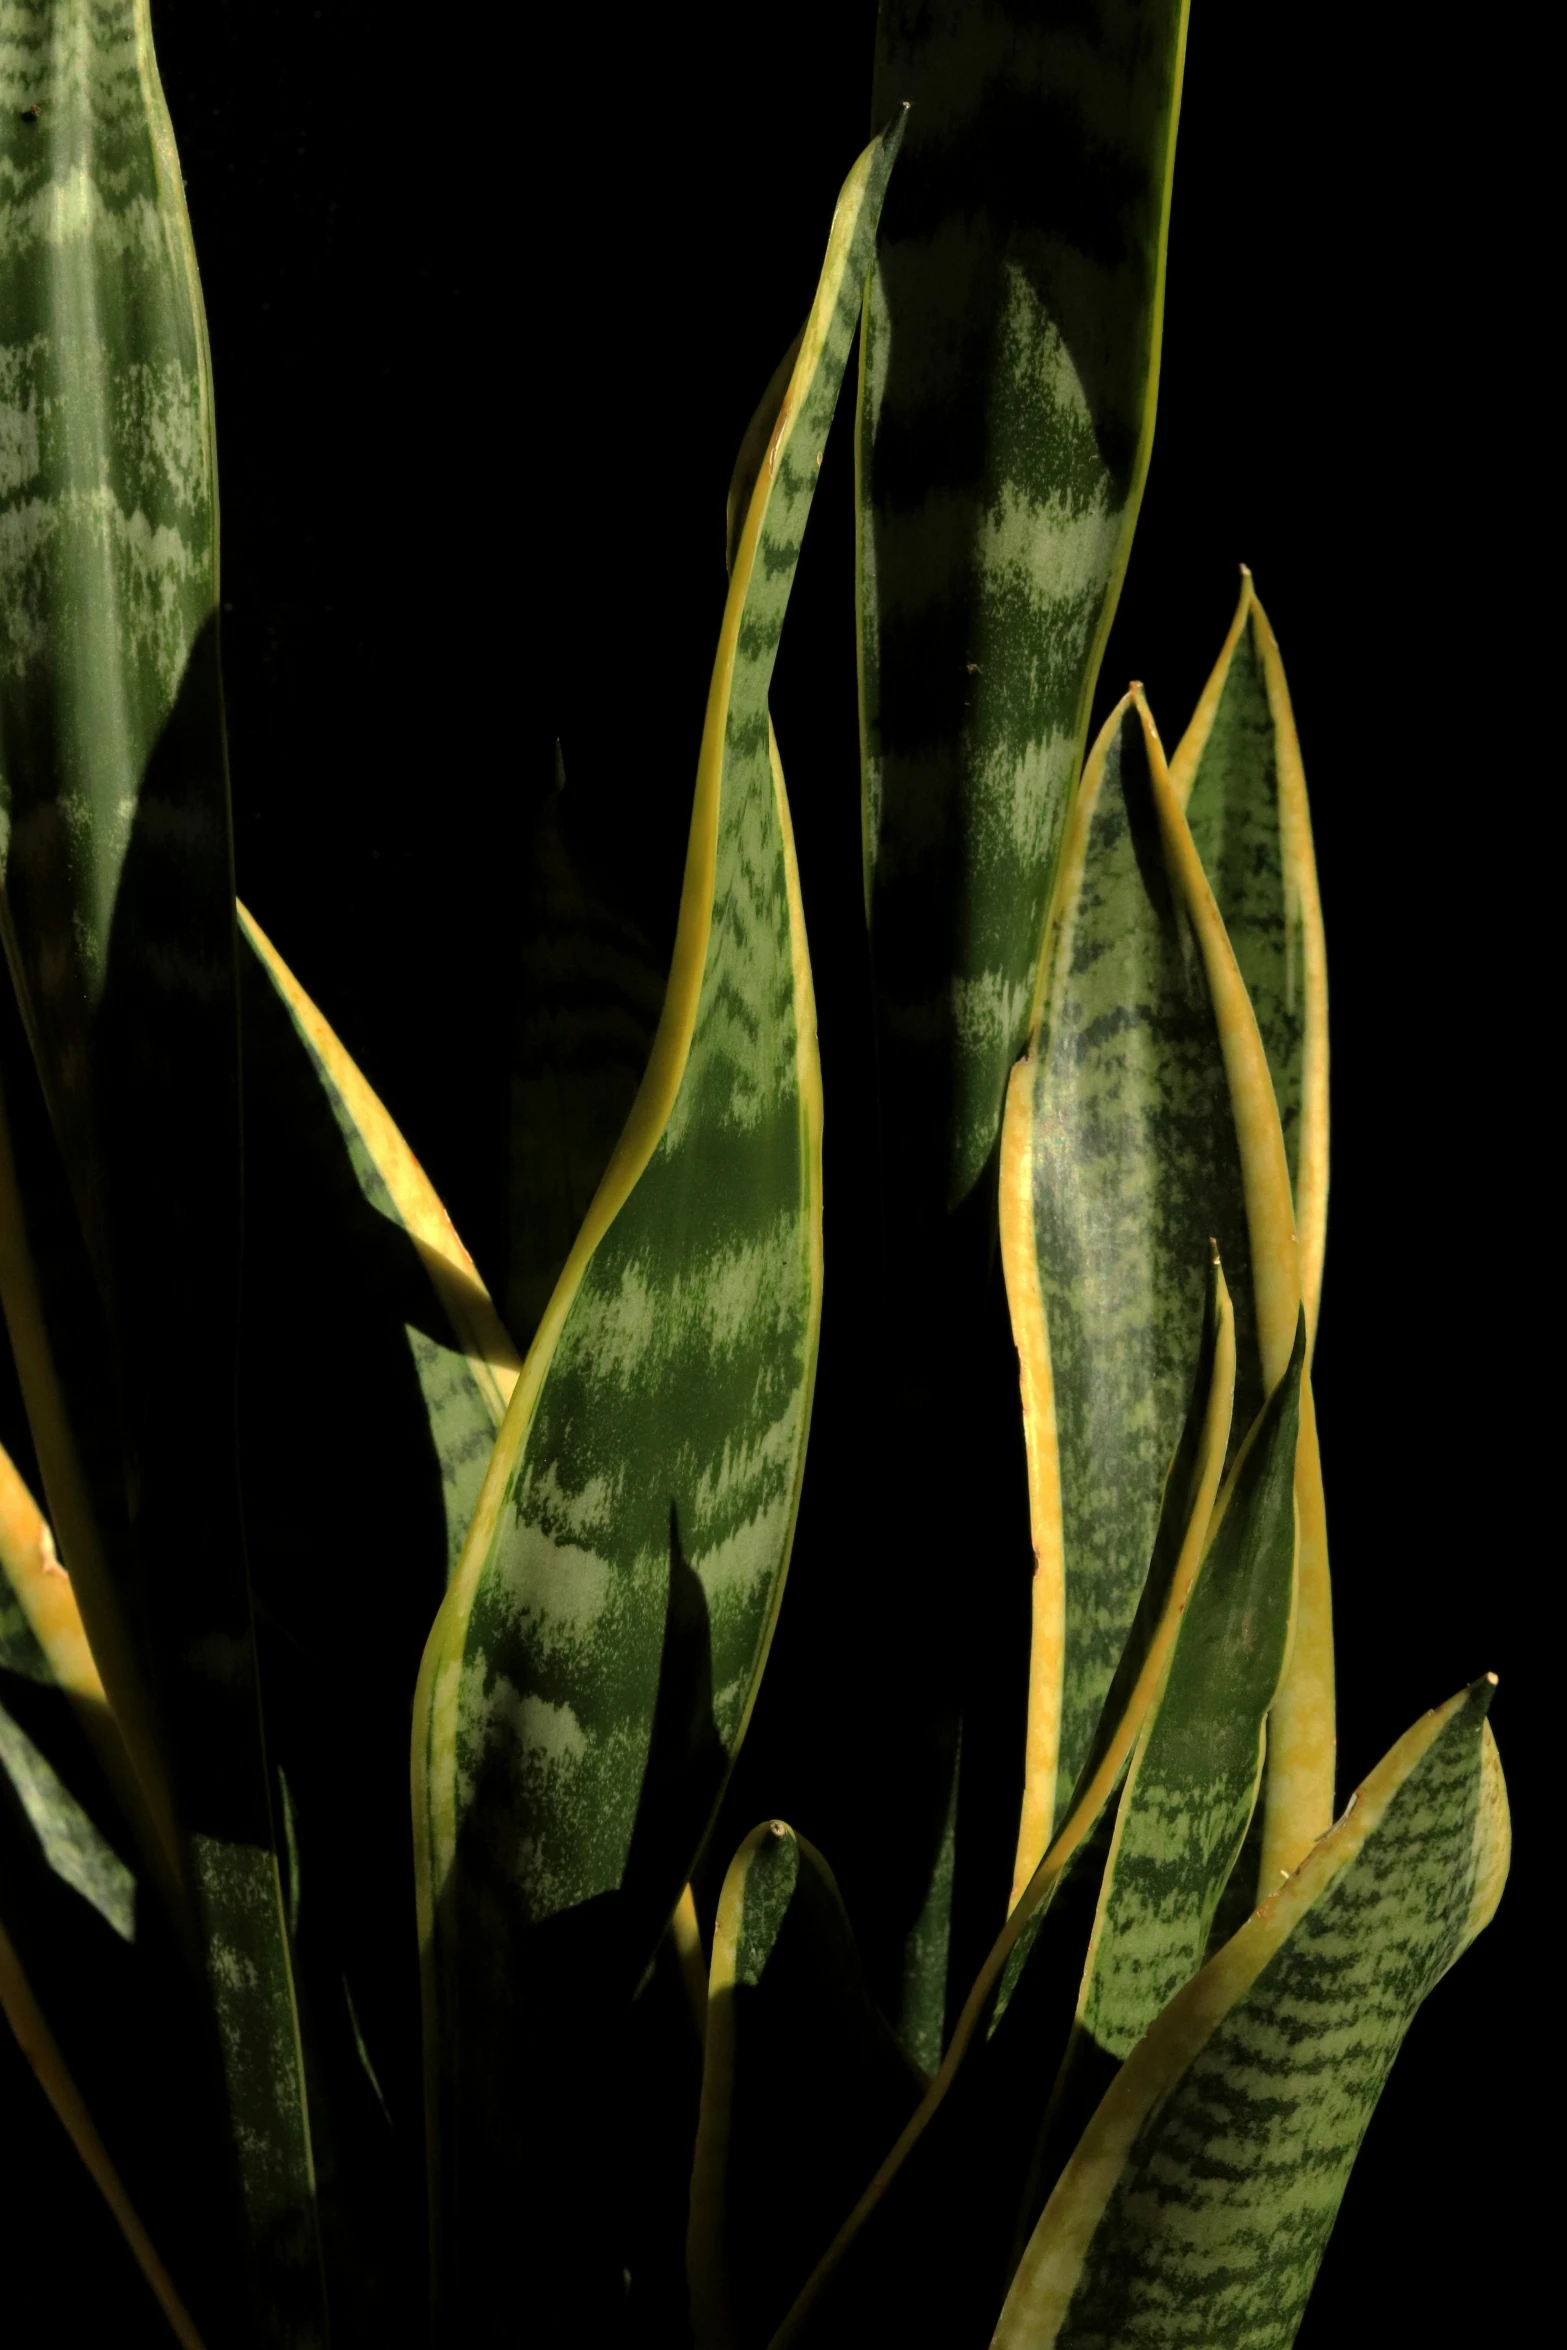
[1170,573,1327,1328]
[0,9,324,2332]
[1171,577,1335,1888]
[1074,1325,1303,2064]
[412,116,903,2328]
[770,1271,1235,2347]
[999,692,1266,1891]
[687,1822,921,2350]
[861,0,1190,1217]
[994,1678,1510,2348]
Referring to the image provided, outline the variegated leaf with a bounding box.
[862,0,1190,1217]
[1169,572,1327,1327]
[688,1822,921,2350]
[994,1679,1509,2349]
[412,117,903,2329]
[1000,692,1264,1898]
[1170,576,1335,1889]
[0,8,324,2330]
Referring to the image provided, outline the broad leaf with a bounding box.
[994,1679,1509,2348]
[0,9,324,2330]
[688,1823,921,2350]
[412,117,904,2332]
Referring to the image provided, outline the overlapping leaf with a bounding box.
[1171,579,1334,1891]
[412,116,904,2330]
[0,7,323,2331]
[994,1678,1509,2347]
[999,692,1267,1897]
[688,1823,922,2350]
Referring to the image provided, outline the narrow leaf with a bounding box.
[688,1823,921,2350]
[994,1679,1509,2349]
[1170,576,1335,1886]
[413,118,903,2329]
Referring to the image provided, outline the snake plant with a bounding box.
[0,3,1508,2345]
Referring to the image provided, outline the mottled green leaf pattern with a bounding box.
[862,0,1189,1215]
[996,1680,1509,2348]
[1171,574,1327,1325]
[688,1823,921,2350]
[1075,1328,1302,2061]
[1001,693,1258,1883]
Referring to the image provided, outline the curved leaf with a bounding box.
[994,1679,1509,2349]
[412,117,904,2328]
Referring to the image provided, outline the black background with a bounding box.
[4,3,1540,2340]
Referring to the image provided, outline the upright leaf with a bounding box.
[0,9,324,2331]
[1170,575,1335,1884]
[687,1822,921,2350]
[1000,692,1261,1897]
[855,2,1190,2050]
[862,0,1191,1213]
[1169,572,1327,1326]
[412,119,904,2333]
[994,1679,1509,2348]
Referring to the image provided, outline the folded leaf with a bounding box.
[412,116,903,2331]
[0,10,324,2330]
[1001,692,1263,1897]
[688,1823,922,2350]
[994,1678,1509,2348]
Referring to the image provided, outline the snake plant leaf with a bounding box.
[1000,691,1262,1897]
[1073,1323,1303,2063]
[688,1822,922,2350]
[861,0,1190,1219]
[506,761,668,1359]
[1169,578,1335,1892]
[1169,573,1327,1330]
[994,1677,1510,2349]
[0,10,325,2332]
[770,1273,1235,2349]
[240,902,520,1577]
[413,116,902,2327]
